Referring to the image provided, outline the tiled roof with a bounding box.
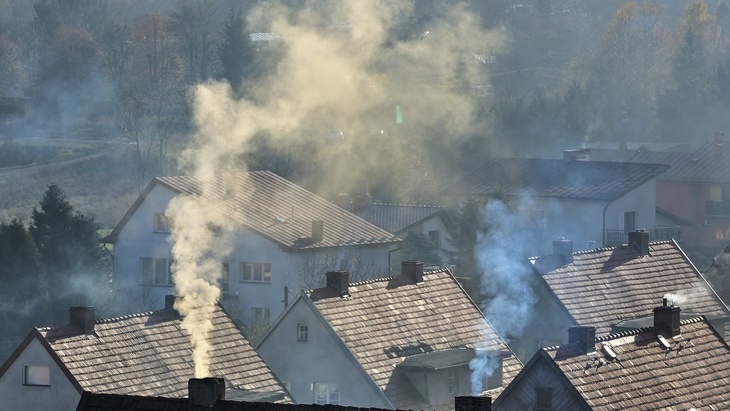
[39,305,290,400]
[104,170,399,250]
[529,240,730,336]
[545,317,730,409]
[440,158,669,201]
[356,203,452,234]
[306,269,522,410]
[629,139,730,183]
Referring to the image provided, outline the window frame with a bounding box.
[536,387,553,410]
[140,257,174,285]
[240,261,272,283]
[220,263,230,292]
[314,383,340,405]
[153,212,170,233]
[23,365,50,387]
[297,324,309,342]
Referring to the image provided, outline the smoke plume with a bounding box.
[168,0,506,377]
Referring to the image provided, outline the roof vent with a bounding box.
[657,334,672,350]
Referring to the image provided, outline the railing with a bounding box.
[605,227,681,247]
[705,201,730,216]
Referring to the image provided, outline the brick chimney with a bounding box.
[553,238,573,265]
[188,378,225,410]
[326,271,349,297]
[455,396,492,411]
[654,297,681,337]
[69,306,95,335]
[402,260,424,284]
[311,220,324,243]
[628,230,649,256]
[165,294,176,311]
[568,325,596,354]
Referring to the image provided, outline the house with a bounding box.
[566,140,694,162]
[76,378,495,411]
[630,131,730,248]
[345,199,455,273]
[513,231,730,362]
[0,298,291,411]
[102,170,400,326]
[256,261,523,411]
[493,301,730,410]
[440,157,671,253]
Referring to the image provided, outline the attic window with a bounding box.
[297,324,309,342]
[23,365,50,386]
[153,212,171,232]
[536,387,552,410]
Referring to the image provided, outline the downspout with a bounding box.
[602,201,610,247]
[102,243,114,280]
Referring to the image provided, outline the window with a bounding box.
[140,257,173,285]
[297,324,309,342]
[428,230,440,249]
[23,365,50,386]
[153,212,170,232]
[252,307,270,326]
[624,211,636,232]
[314,383,340,405]
[536,387,552,409]
[220,263,230,292]
[240,262,271,283]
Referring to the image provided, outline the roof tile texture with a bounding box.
[357,203,448,234]
[629,139,730,183]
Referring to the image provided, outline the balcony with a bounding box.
[605,227,681,247]
[705,200,730,216]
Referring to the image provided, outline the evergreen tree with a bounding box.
[445,197,484,278]
[401,231,442,267]
[218,8,256,93]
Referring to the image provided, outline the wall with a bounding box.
[257,298,390,408]
[0,338,81,411]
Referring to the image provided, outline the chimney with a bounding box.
[654,297,681,337]
[568,325,596,354]
[311,220,324,243]
[326,271,349,297]
[69,306,95,335]
[165,294,176,311]
[455,396,492,411]
[628,230,649,256]
[402,260,424,284]
[552,238,573,265]
[188,378,225,410]
[456,276,473,296]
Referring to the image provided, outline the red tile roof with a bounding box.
[545,317,730,410]
[104,171,399,250]
[629,139,730,183]
[36,305,290,400]
[529,240,730,336]
[441,158,669,201]
[306,269,522,410]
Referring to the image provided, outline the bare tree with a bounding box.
[292,247,386,291]
[170,0,220,83]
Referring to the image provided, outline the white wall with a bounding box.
[257,298,390,408]
[0,338,80,411]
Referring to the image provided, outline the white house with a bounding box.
[441,157,671,254]
[102,170,401,326]
[256,261,523,410]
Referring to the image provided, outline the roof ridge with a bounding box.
[372,202,444,208]
[305,268,452,294]
[36,308,168,332]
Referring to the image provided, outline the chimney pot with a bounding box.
[311,220,324,243]
[455,396,492,411]
[654,298,681,337]
[568,326,596,354]
[552,238,573,265]
[326,271,349,296]
[69,306,95,335]
[402,260,424,283]
[628,230,649,256]
[189,378,225,410]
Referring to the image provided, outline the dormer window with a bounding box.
[153,213,170,232]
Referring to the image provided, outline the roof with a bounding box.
[11,304,290,400]
[76,391,405,411]
[250,33,282,42]
[629,139,730,183]
[356,203,453,234]
[440,158,669,201]
[103,170,399,250]
[529,240,730,336]
[305,269,522,410]
[542,317,730,410]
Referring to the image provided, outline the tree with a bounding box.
[217,8,256,93]
[445,197,484,279]
[171,0,219,84]
[400,231,442,267]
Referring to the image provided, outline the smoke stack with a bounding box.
[455,396,492,411]
[326,271,349,297]
[311,220,324,242]
[402,260,424,284]
[69,306,95,335]
[568,325,596,354]
[628,230,649,256]
[188,378,225,410]
[552,238,573,265]
[654,297,681,337]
